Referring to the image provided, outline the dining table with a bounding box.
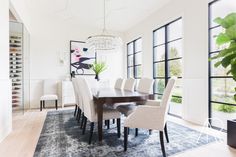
[92,88,153,141]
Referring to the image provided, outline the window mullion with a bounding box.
[133,41,135,78]
[164,26,168,86]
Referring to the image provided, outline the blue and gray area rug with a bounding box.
[34,110,219,157]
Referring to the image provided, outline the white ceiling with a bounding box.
[28,0,171,32]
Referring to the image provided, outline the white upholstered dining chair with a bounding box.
[123,77,176,157]
[40,80,58,111]
[79,77,121,144]
[123,78,136,91]
[114,78,124,89]
[72,78,83,122]
[116,78,154,117]
[113,78,136,111]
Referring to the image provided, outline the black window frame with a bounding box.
[208,0,236,131]
[127,37,142,79]
[153,17,183,118]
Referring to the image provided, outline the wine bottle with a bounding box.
[12,83,21,86]
[12,104,19,107]
[10,36,21,39]
[10,53,22,56]
[10,70,22,73]
[12,100,19,103]
[12,96,20,99]
[10,44,21,48]
[12,79,21,82]
[10,61,22,64]
[12,91,20,94]
[10,74,20,78]
[10,66,21,69]
[10,48,21,52]
[12,87,21,90]
[10,58,22,61]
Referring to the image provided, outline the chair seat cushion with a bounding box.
[113,102,135,108]
[40,94,58,101]
[103,107,121,120]
[116,105,137,117]
[92,107,121,122]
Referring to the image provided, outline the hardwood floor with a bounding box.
[0,109,47,157]
[0,107,236,157]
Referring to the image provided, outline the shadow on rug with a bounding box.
[34,110,219,157]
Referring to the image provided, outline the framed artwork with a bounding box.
[70,40,96,75]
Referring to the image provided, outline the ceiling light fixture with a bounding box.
[86,0,122,51]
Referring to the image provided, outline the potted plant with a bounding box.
[90,61,107,81]
[211,12,236,149]
[211,13,236,100]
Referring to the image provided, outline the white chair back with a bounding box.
[123,78,136,92]
[137,78,154,94]
[160,77,176,125]
[72,78,78,103]
[80,77,96,122]
[43,79,58,95]
[114,78,124,89]
[72,78,82,108]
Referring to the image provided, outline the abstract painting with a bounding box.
[70,40,96,75]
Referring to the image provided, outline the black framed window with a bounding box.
[153,18,183,117]
[209,0,236,130]
[127,38,142,78]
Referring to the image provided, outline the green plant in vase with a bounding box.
[90,61,107,81]
[211,13,236,103]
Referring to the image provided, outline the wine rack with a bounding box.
[9,34,23,110]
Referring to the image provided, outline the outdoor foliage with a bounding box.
[213,103,236,113]
[156,47,182,104]
[171,97,182,104]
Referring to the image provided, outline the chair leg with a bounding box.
[107,120,110,129]
[55,100,58,110]
[149,129,152,135]
[74,105,77,116]
[43,101,45,108]
[40,100,42,111]
[82,117,87,135]
[160,131,166,157]
[124,127,128,151]
[113,119,115,124]
[135,128,138,137]
[80,113,84,129]
[76,108,80,120]
[88,122,94,144]
[117,118,121,138]
[164,124,169,143]
[77,109,81,123]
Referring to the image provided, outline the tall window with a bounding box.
[127,38,142,78]
[209,0,236,130]
[153,18,183,117]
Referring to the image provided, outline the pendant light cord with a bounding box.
[103,0,106,33]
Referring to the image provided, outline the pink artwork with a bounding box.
[70,40,96,75]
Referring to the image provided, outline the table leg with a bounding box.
[97,101,104,141]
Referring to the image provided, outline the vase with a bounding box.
[95,74,100,81]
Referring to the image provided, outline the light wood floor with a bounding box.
[0,107,236,157]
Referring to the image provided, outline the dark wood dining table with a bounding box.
[92,88,153,141]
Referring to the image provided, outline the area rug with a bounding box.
[34,110,219,157]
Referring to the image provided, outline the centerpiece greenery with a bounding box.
[211,13,236,113]
[90,61,107,81]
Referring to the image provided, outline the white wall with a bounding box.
[29,16,125,108]
[10,0,31,31]
[124,0,209,125]
[0,0,12,142]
